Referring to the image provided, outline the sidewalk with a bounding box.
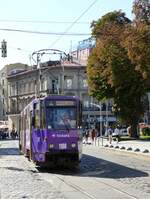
[84,137,150,156]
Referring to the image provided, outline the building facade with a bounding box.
[7,60,114,133]
[1,38,150,134]
[0,63,29,121]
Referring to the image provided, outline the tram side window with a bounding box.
[26,111,30,130]
[21,115,24,132]
[78,102,82,127]
[23,115,26,131]
[41,102,46,129]
[23,113,27,131]
[34,103,40,128]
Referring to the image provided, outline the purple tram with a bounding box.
[20,95,83,167]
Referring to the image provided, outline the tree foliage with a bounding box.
[87,10,150,138]
[132,0,150,24]
[124,24,150,83]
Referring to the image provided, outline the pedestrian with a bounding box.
[14,130,18,139]
[85,129,89,145]
[107,126,113,145]
[91,128,97,144]
[127,126,131,136]
[11,129,16,139]
[114,125,120,144]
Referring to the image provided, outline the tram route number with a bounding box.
[59,143,67,149]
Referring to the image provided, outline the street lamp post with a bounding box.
[61,64,65,94]
[105,101,108,134]
[90,102,102,137]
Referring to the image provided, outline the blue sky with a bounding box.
[0,0,133,69]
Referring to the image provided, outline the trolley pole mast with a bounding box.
[32,51,43,98]
[32,49,68,98]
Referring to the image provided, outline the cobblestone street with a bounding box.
[0,140,65,199]
[1,140,150,199]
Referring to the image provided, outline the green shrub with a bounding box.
[141,127,150,136]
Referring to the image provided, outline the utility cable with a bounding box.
[0,19,90,24]
[49,0,99,48]
[0,28,90,36]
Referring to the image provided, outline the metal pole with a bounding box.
[100,101,102,137]
[90,102,102,137]
[37,53,42,98]
[105,100,108,134]
[99,105,101,136]
[34,53,41,98]
[62,64,64,94]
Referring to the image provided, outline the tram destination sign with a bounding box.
[46,100,75,106]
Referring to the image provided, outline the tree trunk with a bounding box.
[130,121,139,138]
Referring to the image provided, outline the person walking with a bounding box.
[91,128,97,145]
[114,125,120,144]
[107,126,113,145]
[85,129,89,145]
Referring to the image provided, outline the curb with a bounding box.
[102,144,150,156]
[83,141,150,157]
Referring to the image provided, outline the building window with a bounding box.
[11,85,15,96]
[24,83,27,93]
[66,79,72,89]
[82,79,88,88]
[2,79,4,86]
[27,82,31,93]
[41,79,45,91]
[31,81,35,92]
[52,79,58,94]
[83,100,89,108]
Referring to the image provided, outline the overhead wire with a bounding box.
[0,19,90,24]
[49,0,99,48]
[0,28,90,35]
[0,0,99,59]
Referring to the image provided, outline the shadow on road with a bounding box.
[0,147,21,155]
[0,166,25,172]
[0,141,148,179]
[38,154,148,179]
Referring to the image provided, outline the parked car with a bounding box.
[120,128,128,136]
[112,127,128,136]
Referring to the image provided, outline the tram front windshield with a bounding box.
[46,106,77,130]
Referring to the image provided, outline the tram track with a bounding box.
[93,177,138,199]
[26,144,150,199]
[54,174,97,199]
[55,173,138,199]
[39,170,139,199]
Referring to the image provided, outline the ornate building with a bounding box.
[0,39,115,133]
[7,60,115,133]
[0,63,29,121]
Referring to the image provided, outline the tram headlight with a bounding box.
[49,144,54,149]
[71,143,76,148]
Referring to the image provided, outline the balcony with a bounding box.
[7,110,20,115]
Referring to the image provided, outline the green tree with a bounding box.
[132,0,150,24]
[124,24,150,84]
[87,10,149,138]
